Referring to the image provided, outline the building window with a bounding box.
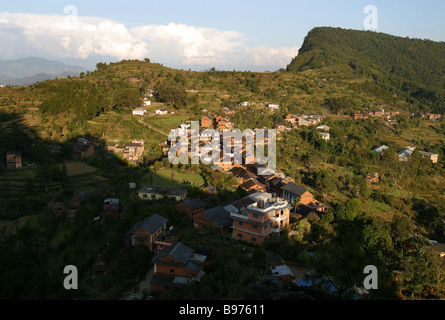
[253,213,258,219]
[253,225,257,230]
[238,221,243,226]
[251,237,256,242]
[170,269,175,273]
[237,233,243,238]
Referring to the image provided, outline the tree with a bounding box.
[315,170,337,202]
[396,235,444,298]
[292,196,300,214]
[335,198,363,221]
[381,151,410,189]
[307,220,369,299]
[361,216,393,255]
[37,163,54,192]
[112,88,141,112]
[154,81,189,108]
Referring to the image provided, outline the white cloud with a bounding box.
[0,12,298,70]
[0,12,149,60]
[132,22,245,65]
[244,46,300,70]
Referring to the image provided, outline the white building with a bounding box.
[320,132,330,140]
[143,98,151,106]
[156,109,168,115]
[371,145,389,155]
[132,108,147,115]
[398,146,416,162]
[316,125,330,131]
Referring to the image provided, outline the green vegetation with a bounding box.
[287,27,445,114]
[150,168,205,188]
[0,27,444,300]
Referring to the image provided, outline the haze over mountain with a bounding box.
[0,57,88,85]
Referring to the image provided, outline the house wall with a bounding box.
[274,273,294,283]
[233,227,270,245]
[193,211,212,229]
[6,153,21,168]
[201,118,213,128]
[81,145,94,158]
[282,190,314,205]
[155,262,199,278]
[138,192,164,200]
[133,229,153,249]
[176,204,204,219]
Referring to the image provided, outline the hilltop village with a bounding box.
[1,50,444,301]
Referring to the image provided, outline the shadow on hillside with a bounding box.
[0,109,147,218]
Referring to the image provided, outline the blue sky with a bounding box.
[1,0,444,71]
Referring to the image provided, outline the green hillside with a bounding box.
[0,27,445,300]
[287,27,445,113]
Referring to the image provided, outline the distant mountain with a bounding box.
[287,27,445,113]
[0,57,87,85]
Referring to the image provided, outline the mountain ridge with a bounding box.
[286,27,445,113]
[0,56,87,85]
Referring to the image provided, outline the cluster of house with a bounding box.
[108,139,145,161]
[5,151,22,169]
[53,190,121,220]
[372,144,439,163]
[124,185,316,292]
[53,190,91,218]
[200,115,234,131]
[284,113,323,128]
[316,125,331,140]
[418,112,442,121]
[351,107,400,120]
[73,138,95,158]
[236,101,280,110]
[125,177,329,292]
[136,171,327,248]
[166,121,275,173]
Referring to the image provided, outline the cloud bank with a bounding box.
[0,12,298,70]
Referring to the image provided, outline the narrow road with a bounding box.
[135,114,169,137]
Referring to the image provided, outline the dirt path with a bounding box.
[135,115,169,137]
[122,267,155,300]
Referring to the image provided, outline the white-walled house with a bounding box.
[143,98,151,106]
[320,132,330,140]
[133,109,147,115]
[156,109,168,115]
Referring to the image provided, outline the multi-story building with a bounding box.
[229,192,291,246]
[6,151,22,169]
[150,242,206,292]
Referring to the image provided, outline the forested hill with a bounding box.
[287,27,445,113]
